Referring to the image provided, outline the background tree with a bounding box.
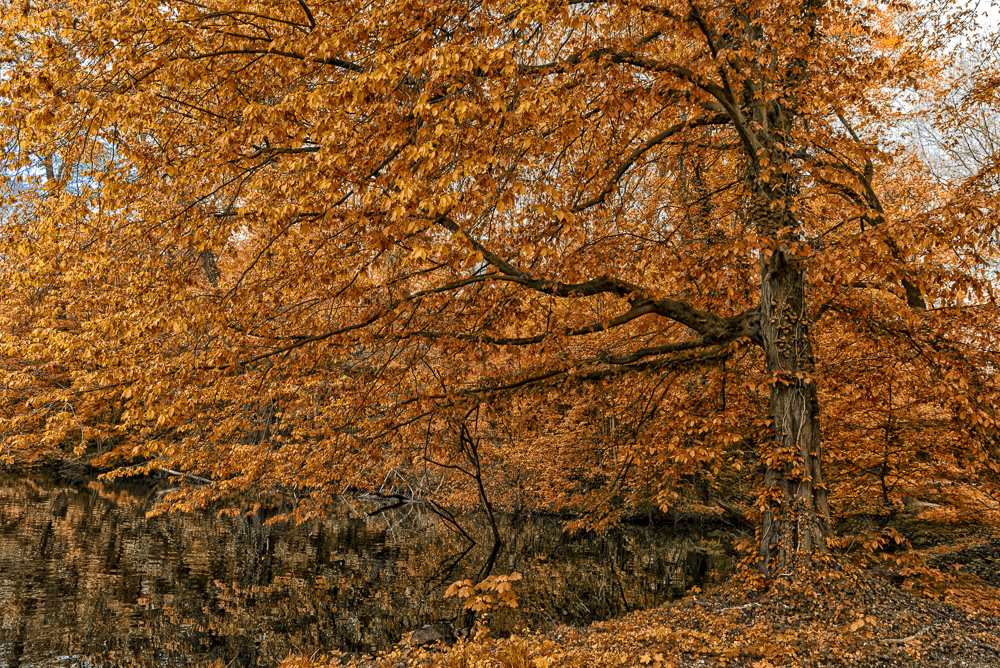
[1,0,998,575]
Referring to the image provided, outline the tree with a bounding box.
[910,38,1000,183]
[1,0,998,576]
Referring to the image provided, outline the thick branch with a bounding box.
[600,338,716,365]
[433,217,759,342]
[404,301,658,346]
[297,0,316,29]
[464,341,739,395]
[815,136,927,309]
[187,49,364,72]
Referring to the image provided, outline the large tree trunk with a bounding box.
[758,244,832,574]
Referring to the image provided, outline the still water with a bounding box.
[0,469,734,667]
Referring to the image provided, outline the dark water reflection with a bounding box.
[0,469,734,667]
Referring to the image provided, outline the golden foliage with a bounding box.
[0,0,999,574]
[446,572,523,612]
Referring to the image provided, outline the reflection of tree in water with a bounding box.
[0,470,734,666]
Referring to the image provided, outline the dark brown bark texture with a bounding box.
[740,61,835,572]
[757,243,832,574]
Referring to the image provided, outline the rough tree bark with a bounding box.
[736,0,836,567]
[745,131,834,574]
[757,241,832,574]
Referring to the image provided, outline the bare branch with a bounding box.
[573,113,731,212]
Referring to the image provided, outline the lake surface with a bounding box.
[0,469,734,667]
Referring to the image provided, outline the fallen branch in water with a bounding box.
[358,490,424,515]
[158,469,214,485]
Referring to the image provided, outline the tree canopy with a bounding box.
[1,0,999,575]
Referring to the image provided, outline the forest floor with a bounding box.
[320,565,1000,668]
[306,517,1000,668]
